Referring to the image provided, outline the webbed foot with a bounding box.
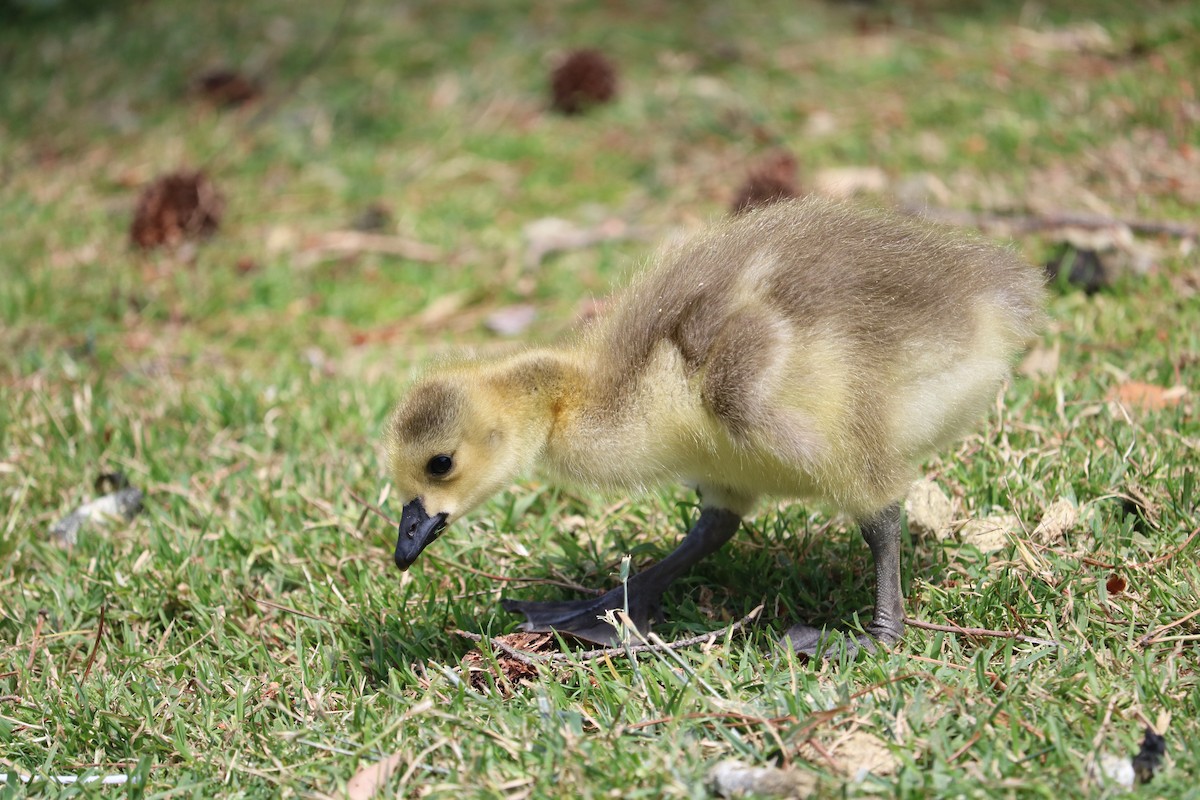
[782,619,902,659]
[501,507,744,648]
[501,587,658,646]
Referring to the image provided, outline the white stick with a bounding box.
[0,773,129,784]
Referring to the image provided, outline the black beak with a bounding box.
[394,498,448,570]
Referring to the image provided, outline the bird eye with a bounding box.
[426,454,453,476]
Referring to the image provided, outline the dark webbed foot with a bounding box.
[501,507,743,648]
[501,588,656,646]
[782,619,903,659]
[783,502,906,660]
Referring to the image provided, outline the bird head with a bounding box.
[384,369,547,570]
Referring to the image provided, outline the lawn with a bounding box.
[1,0,1198,797]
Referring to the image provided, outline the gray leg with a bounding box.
[502,507,743,646]
[784,502,905,658]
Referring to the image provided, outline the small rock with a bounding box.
[1094,753,1135,789]
[708,759,819,798]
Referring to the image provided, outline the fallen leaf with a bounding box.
[461,631,553,694]
[1108,382,1187,413]
[346,752,404,800]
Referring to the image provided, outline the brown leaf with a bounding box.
[1108,382,1187,413]
[461,632,552,695]
[346,752,404,800]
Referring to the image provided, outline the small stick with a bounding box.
[1138,607,1200,648]
[80,604,106,683]
[456,604,763,664]
[248,594,334,623]
[904,205,1199,240]
[25,611,47,672]
[905,617,1062,648]
[1127,526,1199,570]
[948,731,982,763]
[305,230,443,263]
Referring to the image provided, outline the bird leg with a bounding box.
[783,501,905,658]
[502,507,743,646]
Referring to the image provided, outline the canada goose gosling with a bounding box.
[384,197,1046,655]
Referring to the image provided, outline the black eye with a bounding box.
[426,454,453,476]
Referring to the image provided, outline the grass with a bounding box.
[1,0,1198,796]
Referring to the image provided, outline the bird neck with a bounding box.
[486,348,586,452]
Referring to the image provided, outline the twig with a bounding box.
[25,610,46,672]
[80,604,107,683]
[247,594,334,623]
[304,231,443,263]
[948,731,982,763]
[348,488,398,526]
[1127,526,1200,569]
[905,617,1062,648]
[625,709,805,732]
[456,604,764,664]
[1138,607,1200,648]
[904,205,1199,240]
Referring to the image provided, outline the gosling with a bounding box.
[384,197,1046,655]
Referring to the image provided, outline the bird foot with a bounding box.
[501,586,659,647]
[782,621,900,660]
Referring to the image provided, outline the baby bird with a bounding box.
[384,197,1045,655]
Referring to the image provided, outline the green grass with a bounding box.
[2,0,1198,796]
